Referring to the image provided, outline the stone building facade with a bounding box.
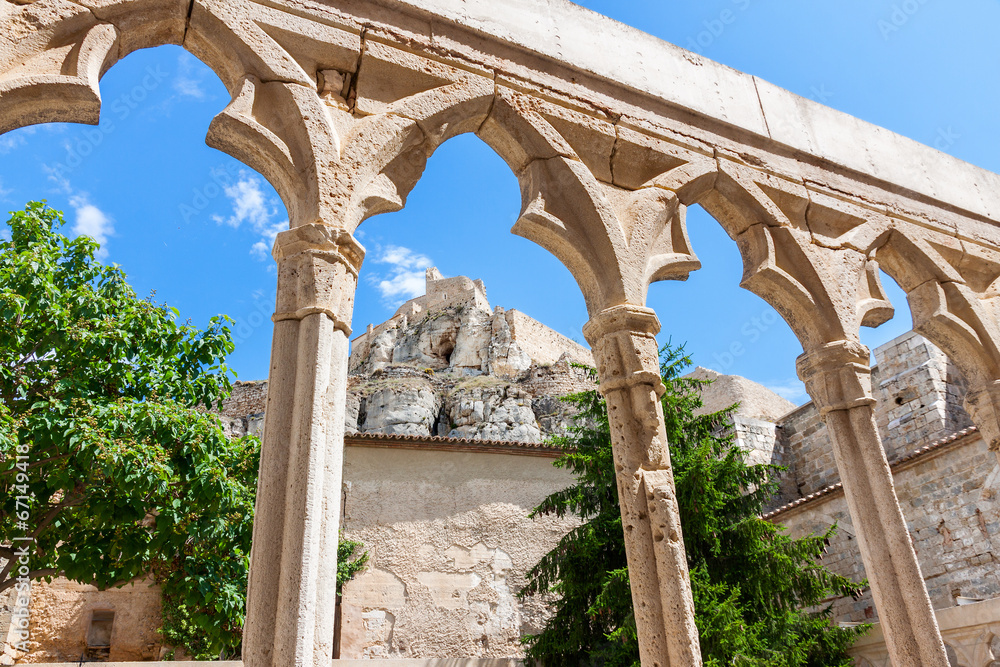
[761,332,1000,666]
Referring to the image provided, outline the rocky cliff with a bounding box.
[224,269,597,443]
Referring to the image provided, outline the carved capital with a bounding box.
[272,223,366,335]
[796,340,876,415]
[583,305,664,397]
[964,380,1000,452]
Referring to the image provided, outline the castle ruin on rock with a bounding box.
[222,268,597,445]
[4,0,1000,664]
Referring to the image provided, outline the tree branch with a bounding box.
[0,568,60,594]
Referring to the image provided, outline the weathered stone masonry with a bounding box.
[764,333,1000,666]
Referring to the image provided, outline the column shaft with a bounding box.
[584,305,702,667]
[243,224,363,667]
[798,341,947,667]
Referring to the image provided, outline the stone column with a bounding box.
[796,341,948,667]
[243,223,364,667]
[964,381,1000,464]
[582,305,702,667]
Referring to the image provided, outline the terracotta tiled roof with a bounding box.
[762,426,980,520]
[345,431,566,457]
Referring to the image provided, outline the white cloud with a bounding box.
[369,245,435,305]
[69,194,114,260]
[173,53,207,100]
[42,163,72,194]
[213,172,286,260]
[0,126,35,154]
[765,379,808,405]
[250,240,271,260]
[0,134,25,154]
[213,177,271,229]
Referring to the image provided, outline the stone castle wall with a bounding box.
[773,430,1000,623]
[778,402,836,498]
[774,332,976,504]
[869,332,973,461]
[502,310,592,368]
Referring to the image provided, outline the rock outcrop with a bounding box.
[224,268,597,443]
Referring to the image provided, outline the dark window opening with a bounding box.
[85,609,114,662]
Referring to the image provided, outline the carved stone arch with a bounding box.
[946,642,969,667]
[877,227,1000,387]
[0,6,119,134]
[344,76,636,316]
[678,160,891,350]
[876,225,1000,451]
[0,0,356,230]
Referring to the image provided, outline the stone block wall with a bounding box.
[871,332,972,461]
[777,332,975,503]
[778,402,836,498]
[728,416,798,513]
[220,380,267,419]
[773,432,1000,623]
[503,310,592,367]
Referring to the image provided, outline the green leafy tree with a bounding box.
[521,345,867,667]
[0,203,367,659]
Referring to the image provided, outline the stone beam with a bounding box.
[334,0,1000,225]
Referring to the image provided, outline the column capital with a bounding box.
[272,222,365,271]
[272,223,366,335]
[583,304,661,341]
[796,340,875,415]
[964,380,1000,452]
[583,305,664,397]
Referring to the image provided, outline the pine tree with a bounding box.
[520,344,867,667]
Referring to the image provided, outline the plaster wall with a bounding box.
[338,445,577,659]
[16,578,162,663]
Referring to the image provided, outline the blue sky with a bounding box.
[1,0,997,404]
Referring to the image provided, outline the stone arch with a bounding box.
[874,223,1000,449]
[876,227,1000,388]
[673,160,893,352]
[346,85,625,316]
[0,0,342,229]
